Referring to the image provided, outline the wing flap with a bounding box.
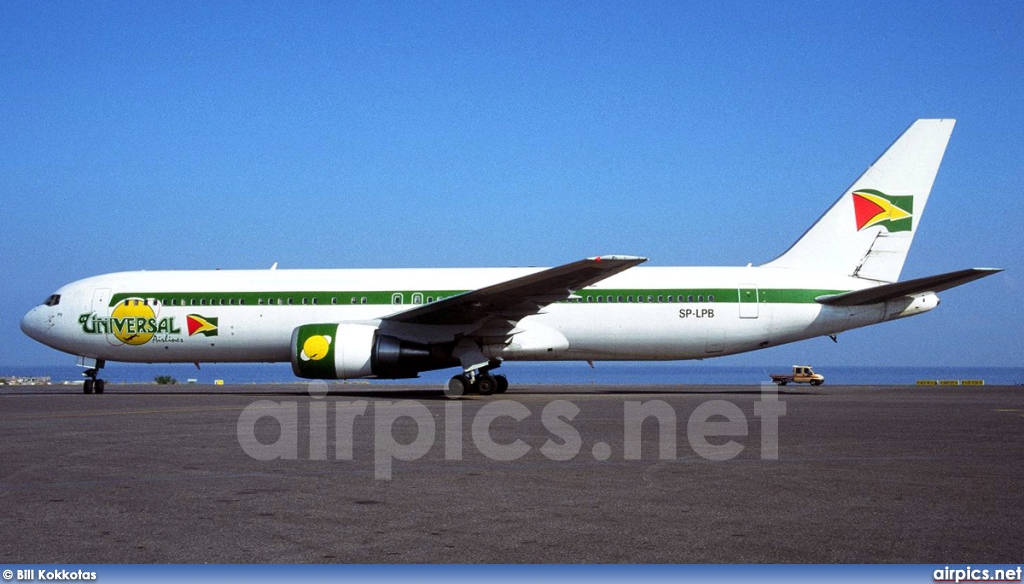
[816,268,1002,306]
[384,255,647,325]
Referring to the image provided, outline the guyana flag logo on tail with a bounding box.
[186,314,218,337]
[852,189,913,233]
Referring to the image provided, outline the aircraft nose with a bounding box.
[20,306,50,342]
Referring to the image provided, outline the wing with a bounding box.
[383,255,647,325]
[816,267,1002,306]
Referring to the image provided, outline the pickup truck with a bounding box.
[770,365,824,386]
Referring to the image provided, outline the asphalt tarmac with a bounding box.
[1,382,1022,563]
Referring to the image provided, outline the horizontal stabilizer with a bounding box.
[816,268,1002,306]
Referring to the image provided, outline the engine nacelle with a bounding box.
[291,323,456,380]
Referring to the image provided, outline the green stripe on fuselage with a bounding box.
[110,288,846,307]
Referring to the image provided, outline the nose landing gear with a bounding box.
[81,361,106,394]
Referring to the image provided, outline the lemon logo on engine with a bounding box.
[301,335,332,361]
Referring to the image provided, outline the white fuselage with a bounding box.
[20,265,936,369]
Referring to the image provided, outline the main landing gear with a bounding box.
[446,365,509,398]
[82,363,106,395]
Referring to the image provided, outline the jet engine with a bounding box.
[290,323,456,379]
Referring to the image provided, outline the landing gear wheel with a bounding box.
[476,374,497,396]
[95,379,106,394]
[445,375,470,399]
[494,374,508,394]
[83,379,94,394]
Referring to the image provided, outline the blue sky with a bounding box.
[2,1,1022,368]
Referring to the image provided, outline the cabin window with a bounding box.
[698,295,704,302]
[287,298,294,305]
[331,297,338,305]
[426,296,434,303]
[360,297,367,304]
[658,296,664,303]
[351,297,357,304]
[708,295,715,302]
[392,293,403,305]
[687,295,694,302]
[311,298,318,305]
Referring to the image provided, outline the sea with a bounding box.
[2,362,1022,386]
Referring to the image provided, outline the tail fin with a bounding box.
[763,119,956,283]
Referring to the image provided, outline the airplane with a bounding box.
[21,119,1001,396]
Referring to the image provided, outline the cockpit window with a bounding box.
[43,294,61,307]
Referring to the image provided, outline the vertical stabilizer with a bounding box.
[763,119,955,283]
